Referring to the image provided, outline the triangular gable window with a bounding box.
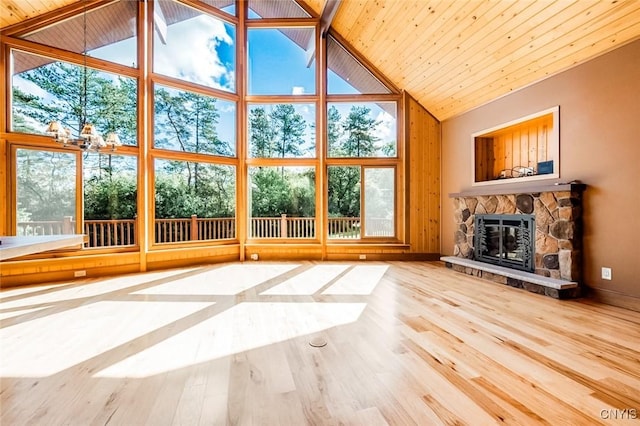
[327,35,392,95]
[200,0,236,16]
[18,0,138,69]
[248,0,311,19]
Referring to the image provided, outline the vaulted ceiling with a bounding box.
[2,0,640,121]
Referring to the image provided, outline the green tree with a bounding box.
[270,104,305,158]
[249,104,308,159]
[343,106,378,157]
[16,149,76,222]
[328,166,360,217]
[249,107,275,157]
[250,168,292,217]
[154,161,235,219]
[83,155,137,220]
[327,105,343,156]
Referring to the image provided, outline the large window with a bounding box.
[3,0,403,253]
[154,159,236,243]
[11,50,138,146]
[16,148,77,236]
[248,167,316,239]
[153,0,236,92]
[327,102,397,158]
[154,85,236,156]
[83,154,138,247]
[248,103,315,158]
[247,27,315,95]
[327,166,395,239]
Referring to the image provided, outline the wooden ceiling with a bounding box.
[2,0,640,120]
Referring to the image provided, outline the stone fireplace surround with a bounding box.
[442,183,585,299]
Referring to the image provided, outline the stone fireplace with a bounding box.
[444,183,585,298]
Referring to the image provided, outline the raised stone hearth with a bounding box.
[448,183,585,298]
[441,256,580,299]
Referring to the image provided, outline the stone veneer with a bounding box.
[450,183,585,283]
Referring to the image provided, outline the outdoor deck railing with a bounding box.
[17,215,393,247]
[85,219,136,247]
[155,216,236,243]
[327,217,361,239]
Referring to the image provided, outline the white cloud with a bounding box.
[155,16,234,91]
[375,110,396,140]
[292,86,305,95]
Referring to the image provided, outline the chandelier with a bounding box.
[46,1,121,152]
[46,121,121,152]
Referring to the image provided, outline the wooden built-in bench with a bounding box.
[441,256,580,299]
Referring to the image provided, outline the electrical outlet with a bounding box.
[601,267,612,280]
[74,270,86,277]
[250,253,259,261]
[359,254,366,260]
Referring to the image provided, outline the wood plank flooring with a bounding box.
[1,261,639,425]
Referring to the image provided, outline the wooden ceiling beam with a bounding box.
[306,0,341,66]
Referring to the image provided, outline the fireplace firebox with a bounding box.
[474,214,535,272]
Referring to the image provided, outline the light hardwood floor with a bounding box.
[1,261,639,425]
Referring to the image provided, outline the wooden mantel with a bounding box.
[0,235,84,261]
[449,182,585,198]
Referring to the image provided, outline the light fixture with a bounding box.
[46,0,121,153]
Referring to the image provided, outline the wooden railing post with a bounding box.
[280,214,287,238]
[191,215,198,241]
[62,216,73,234]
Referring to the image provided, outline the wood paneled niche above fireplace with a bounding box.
[472,106,560,185]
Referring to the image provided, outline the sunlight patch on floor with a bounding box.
[95,302,366,378]
[261,264,350,295]
[0,301,213,377]
[0,306,48,321]
[0,283,68,300]
[322,265,389,295]
[132,264,299,295]
[0,269,198,311]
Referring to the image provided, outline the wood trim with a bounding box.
[318,18,327,260]
[587,288,640,313]
[138,0,151,272]
[150,147,238,165]
[74,147,82,234]
[396,90,405,243]
[403,91,411,246]
[293,0,321,19]
[0,264,141,288]
[245,18,318,28]
[236,0,247,261]
[0,43,7,236]
[324,156,398,166]
[245,95,318,103]
[178,0,240,25]
[326,93,401,103]
[244,157,317,167]
[151,74,239,103]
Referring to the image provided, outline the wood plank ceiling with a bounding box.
[2,0,640,121]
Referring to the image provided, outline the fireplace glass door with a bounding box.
[474,214,535,272]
